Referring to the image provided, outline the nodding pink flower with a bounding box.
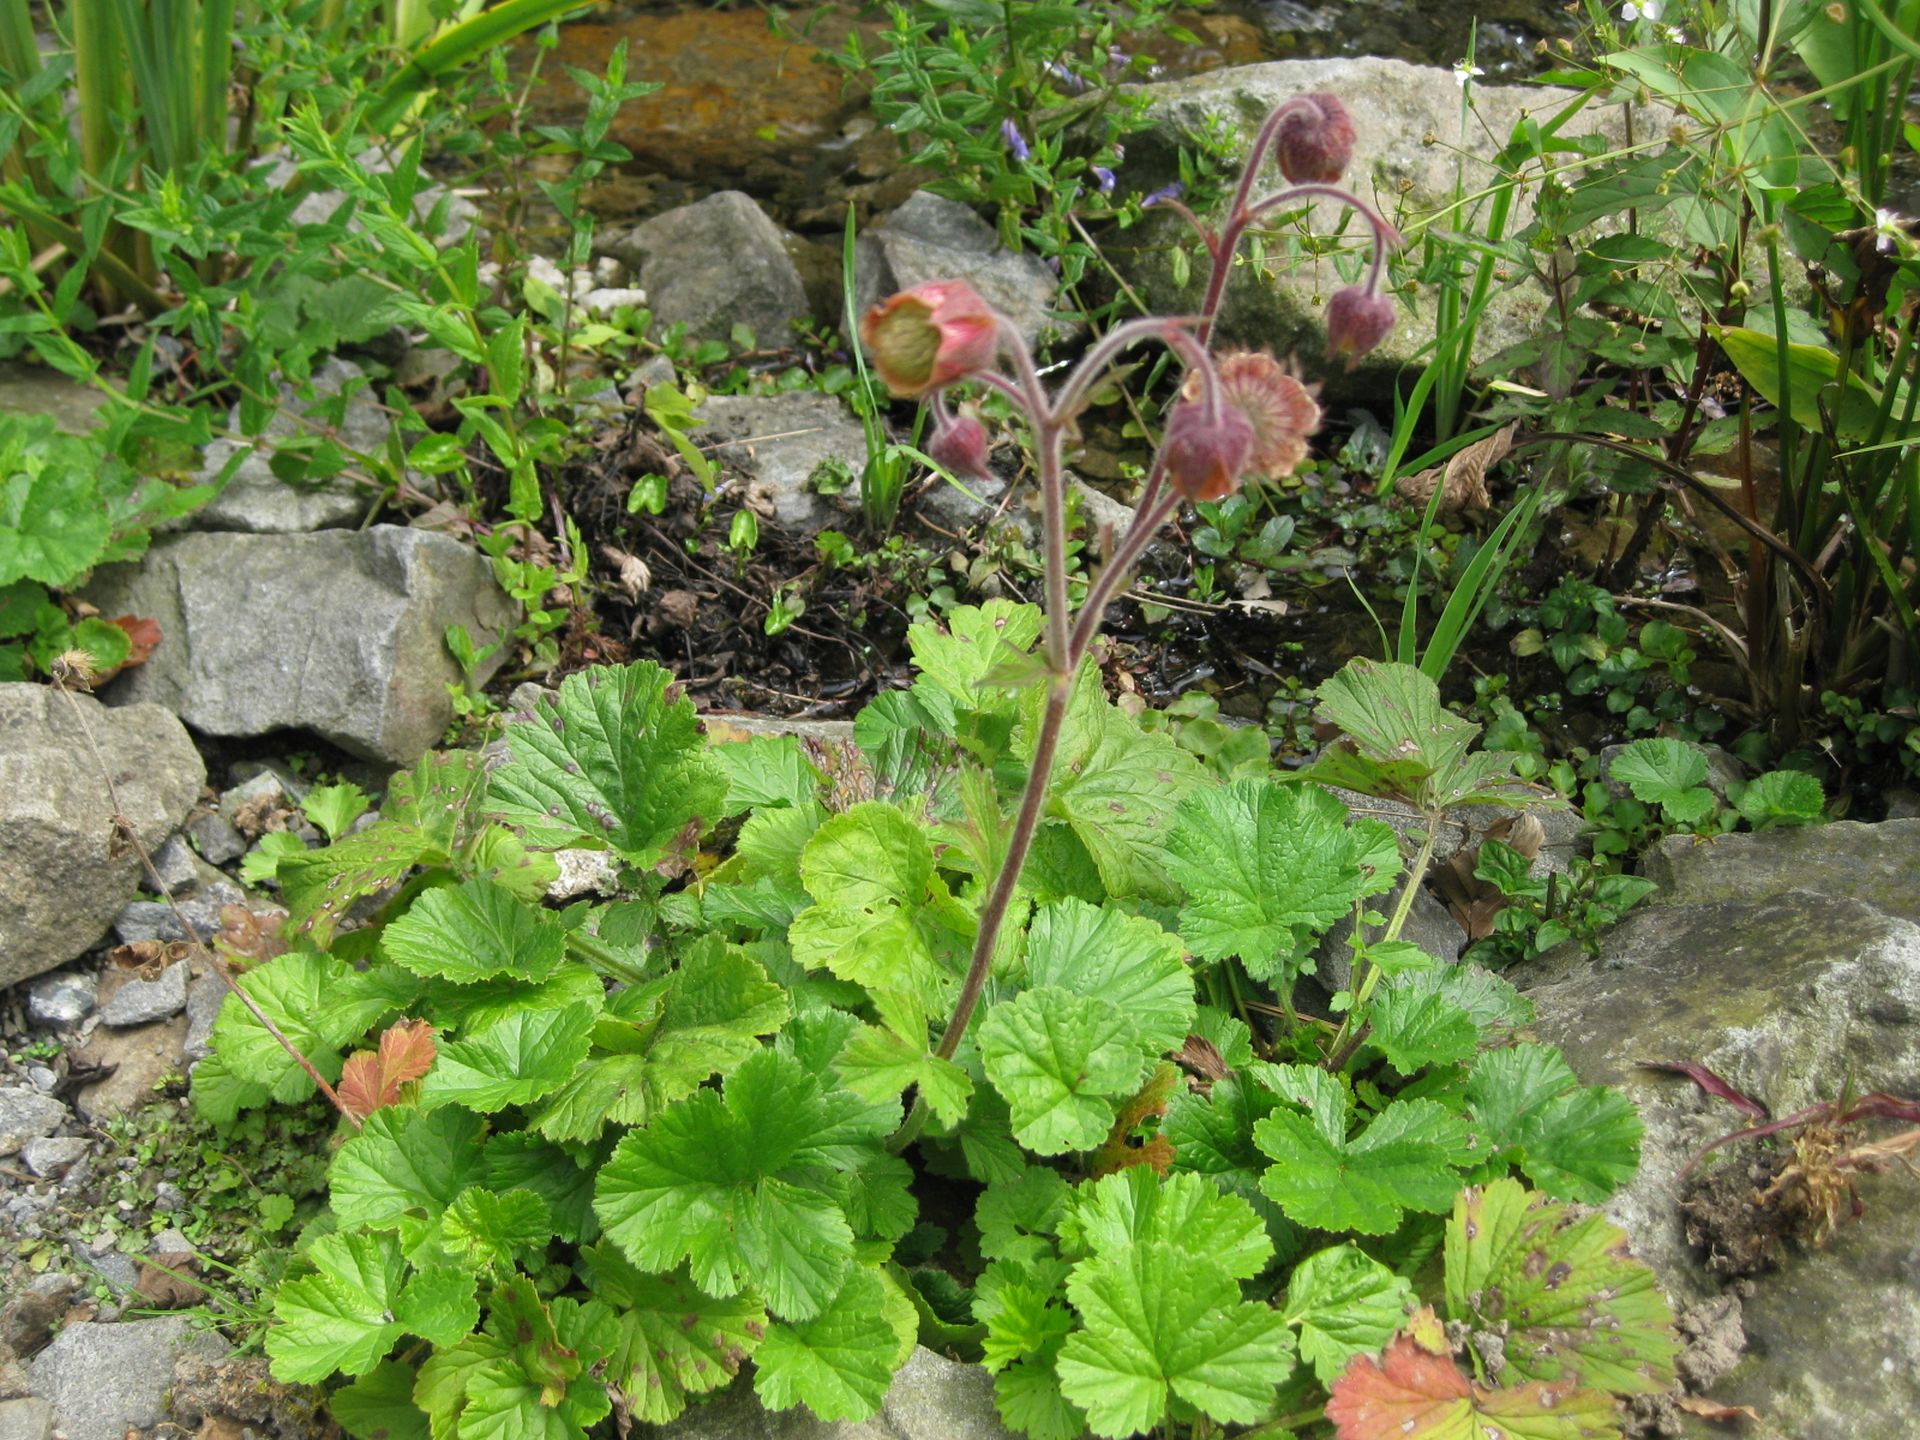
[929,409,993,480]
[1001,118,1031,162]
[1275,93,1357,184]
[860,281,999,398]
[1162,392,1256,502]
[1142,181,1184,209]
[1324,286,1396,369]
[1181,351,1321,480]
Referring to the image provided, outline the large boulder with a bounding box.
[1511,817,1920,1440]
[81,525,515,765]
[698,391,871,533]
[601,192,813,345]
[0,685,203,988]
[1105,57,1648,399]
[28,1318,225,1440]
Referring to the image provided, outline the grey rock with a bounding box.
[0,686,204,987]
[1313,873,1465,994]
[19,1137,90,1179]
[1512,892,1920,1440]
[271,147,478,245]
[152,1182,185,1213]
[1329,786,1583,876]
[220,765,305,815]
[63,1243,138,1298]
[0,1089,69,1158]
[27,1317,222,1440]
[547,849,621,902]
[183,810,247,865]
[192,358,386,533]
[0,361,112,434]
[657,1347,1016,1440]
[111,886,237,946]
[81,525,518,765]
[24,1068,55,1094]
[602,192,812,344]
[1639,818,1920,926]
[699,392,870,533]
[148,1227,194,1255]
[1108,58,1663,401]
[25,971,95,1030]
[138,834,199,896]
[100,958,191,1035]
[72,1017,190,1122]
[855,191,1069,349]
[182,968,227,1062]
[626,353,679,394]
[0,1398,53,1440]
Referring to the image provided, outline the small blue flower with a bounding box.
[1000,118,1030,162]
[1044,60,1087,95]
[1142,181,1184,208]
[1092,165,1116,194]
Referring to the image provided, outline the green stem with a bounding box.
[1325,815,1440,1072]
[566,928,651,986]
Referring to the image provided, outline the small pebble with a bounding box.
[20,1136,90,1178]
[184,810,247,864]
[139,834,200,896]
[153,1182,184,1214]
[97,961,191,1028]
[26,971,96,1030]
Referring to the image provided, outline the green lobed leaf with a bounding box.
[1734,768,1824,826]
[266,1230,406,1383]
[419,1003,598,1113]
[1367,979,1481,1074]
[580,1246,766,1424]
[440,1185,555,1271]
[486,662,728,862]
[1465,1044,1641,1202]
[1608,738,1711,812]
[1056,1242,1296,1436]
[752,1266,913,1422]
[979,987,1146,1156]
[0,418,111,586]
[1255,1085,1473,1235]
[1022,898,1194,1055]
[1281,1243,1412,1387]
[909,599,1047,711]
[1168,779,1398,982]
[711,733,824,814]
[210,951,358,1103]
[485,1133,598,1244]
[330,1359,428,1440]
[393,1267,480,1348]
[1444,1178,1678,1394]
[1061,1169,1272,1279]
[835,1023,974,1128]
[329,1106,488,1252]
[380,876,569,984]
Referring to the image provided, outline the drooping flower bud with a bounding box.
[1275,93,1356,184]
[859,281,998,398]
[1161,394,1255,502]
[928,409,993,480]
[1324,286,1396,369]
[1180,350,1321,480]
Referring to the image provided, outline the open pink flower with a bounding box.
[859,281,998,398]
[1180,350,1320,480]
[1275,93,1356,184]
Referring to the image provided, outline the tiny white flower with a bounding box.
[1662,24,1686,42]
[1622,0,1660,20]
[1875,208,1907,254]
[1453,59,1485,88]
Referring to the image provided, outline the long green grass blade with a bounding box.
[367,0,585,130]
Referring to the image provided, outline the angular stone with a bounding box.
[72,1018,191,1122]
[27,1317,217,1440]
[112,886,239,946]
[81,526,517,765]
[0,360,113,434]
[547,849,620,903]
[0,1089,68,1158]
[19,1137,89,1179]
[217,769,297,823]
[0,686,204,988]
[137,834,199,896]
[25,971,95,1030]
[96,961,191,1028]
[1640,818,1920,926]
[182,968,227,1063]
[183,810,247,865]
[190,358,385,533]
[698,392,870,533]
[855,191,1069,349]
[601,192,812,344]
[0,1397,53,1440]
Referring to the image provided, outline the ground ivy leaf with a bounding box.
[266,1231,406,1383]
[594,1049,890,1320]
[420,1004,596,1113]
[1282,1243,1413,1387]
[1466,1044,1642,1202]
[1367,980,1481,1074]
[752,1266,905,1422]
[440,1185,554,1271]
[1255,1096,1472,1235]
[393,1267,480,1348]
[909,599,1047,711]
[1326,1328,1619,1440]
[1023,898,1194,1055]
[380,877,568,984]
[485,661,727,862]
[1444,1179,1678,1395]
[1056,1242,1296,1436]
[580,1246,765,1425]
[979,988,1146,1155]
[836,1024,973,1128]
[329,1358,427,1440]
[210,951,352,1103]
[1168,779,1397,983]
[1062,1169,1272,1278]
[329,1106,488,1244]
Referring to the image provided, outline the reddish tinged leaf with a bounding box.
[1327,1332,1619,1440]
[338,1019,437,1119]
[1638,1060,1769,1119]
[1091,1062,1178,1177]
[108,615,162,666]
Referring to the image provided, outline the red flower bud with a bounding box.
[1275,93,1356,184]
[1162,395,1255,502]
[1325,286,1395,369]
[859,281,998,398]
[929,410,993,479]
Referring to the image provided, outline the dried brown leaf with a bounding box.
[599,544,652,601]
[1091,1062,1179,1177]
[214,904,288,969]
[1674,1396,1761,1424]
[1395,423,1517,514]
[108,940,192,981]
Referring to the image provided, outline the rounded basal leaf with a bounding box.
[1023,898,1194,1055]
[979,987,1147,1156]
[1062,1169,1272,1278]
[1255,1093,1473,1235]
[419,1003,597,1113]
[380,876,568,984]
[1282,1244,1413,1387]
[1465,1044,1641,1202]
[752,1266,911,1421]
[581,1247,767,1425]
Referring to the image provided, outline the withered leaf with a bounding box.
[1395,423,1517,514]
[108,940,192,981]
[1327,1328,1618,1440]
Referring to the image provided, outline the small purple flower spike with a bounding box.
[1000,118,1030,163]
[1142,181,1185,208]
[1092,165,1116,194]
